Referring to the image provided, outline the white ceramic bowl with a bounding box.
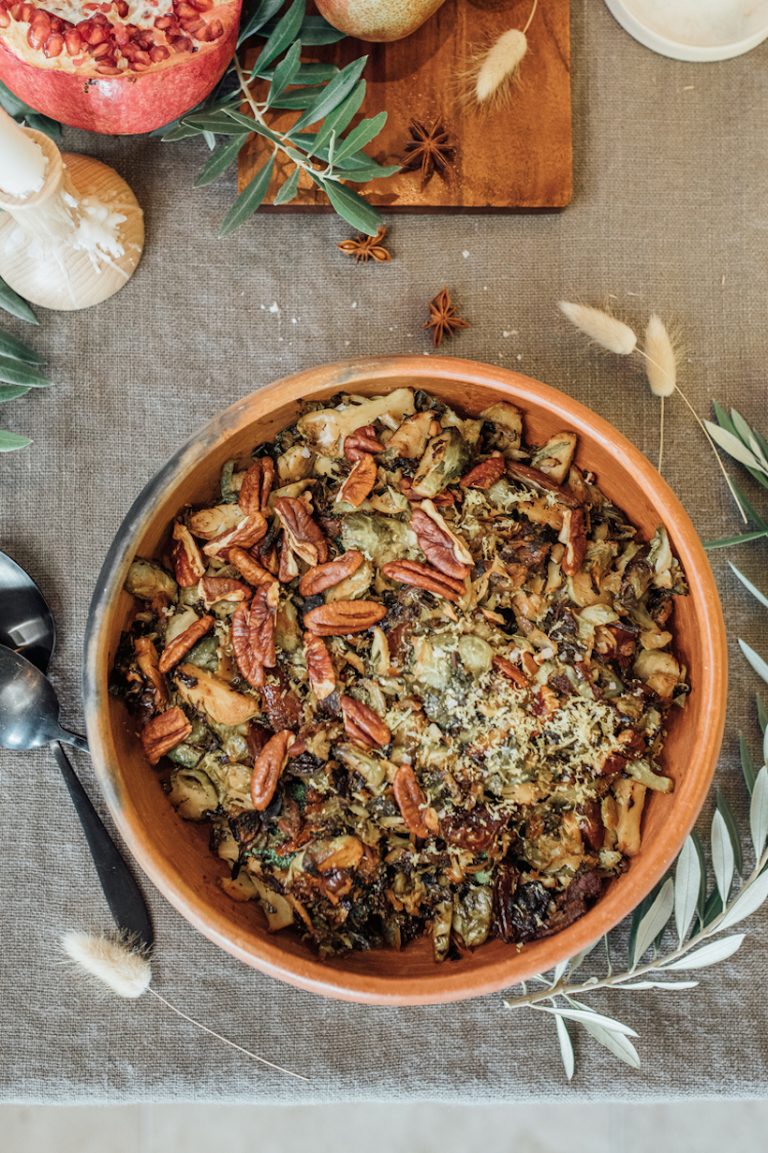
[605,0,768,62]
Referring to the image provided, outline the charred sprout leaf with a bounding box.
[0,278,38,325]
[219,156,276,237]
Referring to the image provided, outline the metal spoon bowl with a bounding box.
[0,644,89,752]
[0,550,55,671]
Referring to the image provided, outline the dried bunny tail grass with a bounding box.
[642,314,677,397]
[61,931,309,1081]
[471,29,528,107]
[558,301,637,356]
[62,931,151,999]
[459,0,538,111]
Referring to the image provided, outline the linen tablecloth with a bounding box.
[1,0,767,1103]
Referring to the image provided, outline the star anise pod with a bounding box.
[337,225,392,264]
[424,288,470,347]
[401,120,456,188]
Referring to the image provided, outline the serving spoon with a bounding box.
[0,550,153,947]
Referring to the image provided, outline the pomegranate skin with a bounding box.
[314,0,446,42]
[0,0,240,135]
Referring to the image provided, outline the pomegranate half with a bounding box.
[0,0,241,134]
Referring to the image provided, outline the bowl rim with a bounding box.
[603,0,768,62]
[83,355,728,1005]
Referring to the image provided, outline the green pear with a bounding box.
[315,0,447,42]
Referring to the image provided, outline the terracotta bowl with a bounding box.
[84,357,727,1005]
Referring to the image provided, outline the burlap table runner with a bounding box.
[1,1,766,1103]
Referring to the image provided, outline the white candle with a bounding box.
[0,107,47,198]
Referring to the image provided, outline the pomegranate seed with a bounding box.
[149,42,168,60]
[27,20,49,47]
[44,30,63,54]
[85,22,109,43]
[188,0,213,9]
[90,10,109,21]
[170,34,191,50]
[175,2,198,18]
[115,0,128,11]
[154,14,172,27]
[0,5,9,25]
[133,29,151,46]
[64,27,82,52]
[10,2,32,21]
[90,38,113,56]
[180,16,202,33]
[198,17,222,40]
[96,61,120,73]
[129,58,150,70]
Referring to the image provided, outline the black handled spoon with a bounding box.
[0,550,153,948]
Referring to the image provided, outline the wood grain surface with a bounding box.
[239,0,572,212]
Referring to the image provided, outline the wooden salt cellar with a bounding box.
[0,129,144,311]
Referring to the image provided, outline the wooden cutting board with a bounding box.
[239,0,572,211]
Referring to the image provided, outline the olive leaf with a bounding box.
[0,429,32,452]
[630,877,674,967]
[661,934,745,971]
[717,871,768,932]
[749,765,768,859]
[0,357,51,388]
[0,277,38,325]
[739,640,768,686]
[673,836,700,944]
[0,385,31,402]
[219,155,276,237]
[711,808,735,904]
[729,562,768,611]
[553,1015,574,1081]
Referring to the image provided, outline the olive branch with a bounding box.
[506,403,768,1078]
[158,0,398,236]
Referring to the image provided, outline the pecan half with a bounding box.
[273,496,329,566]
[203,514,268,557]
[338,454,377,507]
[344,424,384,461]
[411,502,473,580]
[304,600,387,636]
[158,614,215,673]
[460,454,505,490]
[393,764,439,838]
[141,706,191,765]
[298,550,364,597]
[492,654,529,688]
[250,730,294,811]
[304,632,336,700]
[341,695,391,749]
[559,507,587,576]
[380,559,465,603]
[231,582,279,688]
[134,636,168,709]
[278,535,300,583]
[228,546,275,587]
[200,575,252,608]
[239,458,275,515]
[172,523,206,587]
